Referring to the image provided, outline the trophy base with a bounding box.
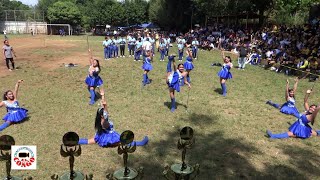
[2,176,22,180]
[113,167,138,179]
[171,163,194,179]
[60,171,85,180]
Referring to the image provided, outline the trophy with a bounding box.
[106,130,143,180]
[51,132,92,180]
[163,127,200,180]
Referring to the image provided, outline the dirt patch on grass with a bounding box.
[0,36,91,75]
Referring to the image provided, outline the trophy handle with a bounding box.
[85,173,93,180]
[50,174,59,180]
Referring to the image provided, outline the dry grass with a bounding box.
[0,35,320,179]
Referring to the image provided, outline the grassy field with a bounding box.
[0,35,320,179]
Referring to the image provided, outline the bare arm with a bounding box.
[221,50,225,60]
[304,89,311,111]
[310,103,320,125]
[285,79,289,101]
[14,80,23,100]
[0,101,4,108]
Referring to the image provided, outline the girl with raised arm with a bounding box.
[217,50,233,97]
[85,49,103,105]
[266,78,300,118]
[78,96,149,147]
[166,55,191,112]
[267,89,320,139]
[183,44,194,83]
[0,80,28,131]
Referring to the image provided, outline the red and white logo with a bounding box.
[11,146,37,170]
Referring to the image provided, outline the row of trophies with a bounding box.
[0,127,199,180]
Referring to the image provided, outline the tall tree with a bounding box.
[47,1,81,26]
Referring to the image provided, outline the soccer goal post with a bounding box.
[45,24,72,35]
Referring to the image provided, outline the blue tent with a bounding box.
[140,23,159,29]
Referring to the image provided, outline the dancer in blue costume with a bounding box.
[0,80,28,132]
[85,49,104,105]
[266,77,300,118]
[217,50,233,97]
[78,97,149,147]
[141,50,153,86]
[166,55,191,112]
[267,89,320,139]
[183,44,194,84]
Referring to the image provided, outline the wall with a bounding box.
[0,21,47,34]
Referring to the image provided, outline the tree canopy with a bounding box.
[0,0,318,31]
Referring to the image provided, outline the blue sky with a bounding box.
[17,0,38,6]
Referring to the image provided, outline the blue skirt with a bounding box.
[85,75,103,87]
[280,103,300,118]
[289,121,312,139]
[142,63,153,71]
[94,130,121,147]
[3,108,28,123]
[218,69,232,79]
[184,61,194,70]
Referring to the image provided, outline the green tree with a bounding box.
[47,1,82,25]
[149,0,193,31]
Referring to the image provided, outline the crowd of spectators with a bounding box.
[178,20,320,81]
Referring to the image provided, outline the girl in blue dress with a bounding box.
[142,50,153,86]
[78,98,149,147]
[217,50,233,97]
[267,89,320,139]
[183,44,194,83]
[85,49,103,105]
[0,80,28,131]
[166,55,191,112]
[266,78,300,118]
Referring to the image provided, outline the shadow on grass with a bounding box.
[131,113,306,179]
[163,101,187,110]
[15,116,31,124]
[214,88,222,95]
[277,145,320,178]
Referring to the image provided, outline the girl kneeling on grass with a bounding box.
[78,96,148,147]
[267,89,320,139]
[166,55,191,112]
[0,80,28,131]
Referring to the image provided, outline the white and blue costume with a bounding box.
[267,114,319,139]
[2,100,28,123]
[167,70,184,92]
[288,114,312,139]
[217,63,232,97]
[280,97,300,117]
[217,63,232,79]
[184,56,194,71]
[94,120,121,147]
[142,57,153,85]
[266,97,300,118]
[85,66,103,87]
